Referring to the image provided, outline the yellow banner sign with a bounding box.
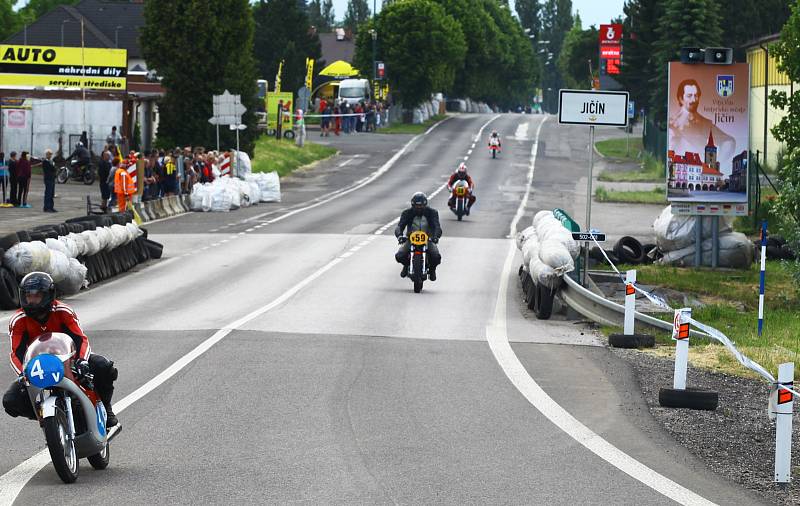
[305,58,314,91]
[0,45,127,90]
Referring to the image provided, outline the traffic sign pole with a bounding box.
[584,125,595,286]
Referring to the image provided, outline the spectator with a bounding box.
[42,149,56,213]
[15,151,31,208]
[318,97,327,114]
[80,131,89,153]
[0,152,8,207]
[143,152,158,200]
[276,99,284,140]
[98,150,112,212]
[161,153,178,196]
[333,102,341,136]
[355,102,364,132]
[113,159,134,212]
[8,151,18,206]
[321,103,331,137]
[183,147,196,192]
[106,126,122,151]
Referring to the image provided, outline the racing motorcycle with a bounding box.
[19,332,121,483]
[450,180,471,221]
[57,158,96,185]
[407,230,429,293]
[488,137,501,159]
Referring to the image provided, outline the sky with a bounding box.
[16,0,626,30]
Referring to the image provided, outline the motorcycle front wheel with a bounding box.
[87,440,110,470]
[43,406,79,483]
[412,255,424,293]
[492,150,496,159]
[56,167,69,184]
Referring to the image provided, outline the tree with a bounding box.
[648,0,722,125]
[540,0,573,113]
[309,0,334,31]
[141,0,258,152]
[770,0,800,256]
[355,0,466,108]
[618,0,663,110]
[557,19,598,90]
[17,0,78,24]
[321,0,335,28]
[253,0,322,95]
[515,0,541,43]
[0,0,21,42]
[343,0,370,34]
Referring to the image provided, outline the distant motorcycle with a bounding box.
[450,180,471,221]
[57,159,95,185]
[488,137,501,159]
[406,230,429,293]
[19,332,121,483]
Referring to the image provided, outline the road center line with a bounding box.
[486,116,715,506]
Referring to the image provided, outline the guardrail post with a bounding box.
[672,308,691,390]
[624,269,636,335]
[775,362,794,485]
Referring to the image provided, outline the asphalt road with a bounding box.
[0,114,765,504]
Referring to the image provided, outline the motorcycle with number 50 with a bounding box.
[20,332,121,483]
[450,180,471,221]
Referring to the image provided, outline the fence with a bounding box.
[642,116,667,160]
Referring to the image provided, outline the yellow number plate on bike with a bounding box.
[409,231,428,246]
[455,186,467,196]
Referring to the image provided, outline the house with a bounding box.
[1,0,163,156]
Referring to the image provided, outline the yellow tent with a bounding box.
[319,60,360,78]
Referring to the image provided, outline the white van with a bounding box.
[337,78,371,105]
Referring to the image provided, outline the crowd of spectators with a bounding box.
[316,98,387,137]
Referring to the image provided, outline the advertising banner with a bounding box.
[0,45,127,91]
[667,62,749,215]
[266,91,293,130]
[599,24,622,76]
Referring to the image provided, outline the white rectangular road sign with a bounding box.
[558,89,629,127]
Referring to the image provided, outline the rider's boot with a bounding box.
[428,267,437,281]
[97,386,118,427]
[400,264,409,278]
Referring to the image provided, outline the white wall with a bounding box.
[1,98,122,158]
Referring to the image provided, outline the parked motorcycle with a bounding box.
[488,137,501,158]
[450,180,471,221]
[20,332,120,483]
[57,159,95,185]
[407,230,429,293]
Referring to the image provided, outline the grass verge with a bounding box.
[598,151,665,183]
[595,137,643,160]
[595,186,667,205]
[252,135,337,177]
[379,114,447,135]
[600,262,800,378]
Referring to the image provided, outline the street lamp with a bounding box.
[60,19,72,47]
[369,28,377,86]
[114,25,123,48]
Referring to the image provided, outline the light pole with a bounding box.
[114,25,123,48]
[60,19,71,47]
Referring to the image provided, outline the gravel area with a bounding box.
[614,347,800,504]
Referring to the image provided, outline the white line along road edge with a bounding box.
[486,115,716,506]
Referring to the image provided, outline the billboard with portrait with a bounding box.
[666,62,749,215]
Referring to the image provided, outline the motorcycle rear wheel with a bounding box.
[43,407,79,483]
[83,168,95,185]
[87,441,110,470]
[56,167,69,184]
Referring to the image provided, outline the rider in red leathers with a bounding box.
[447,162,476,214]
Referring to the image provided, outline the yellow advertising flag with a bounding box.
[305,58,314,91]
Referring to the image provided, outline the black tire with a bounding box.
[640,243,657,264]
[525,280,537,311]
[589,246,606,262]
[457,213,463,221]
[608,333,656,349]
[284,130,295,139]
[492,150,496,159]
[56,166,69,184]
[77,221,96,231]
[534,283,554,319]
[0,267,19,309]
[29,231,47,243]
[67,223,84,233]
[0,232,19,251]
[614,236,643,264]
[658,387,718,411]
[144,239,163,259]
[43,406,79,483]
[411,254,424,293]
[766,245,782,260]
[413,280,423,293]
[16,230,31,243]
[780,244,796,260]
[87,441,110,470]
[768,235,786,248]
[83,168,95,185]
[57,223,69,236]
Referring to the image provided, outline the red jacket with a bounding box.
[8,301,90,374]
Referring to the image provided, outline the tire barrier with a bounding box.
[0,212,164,309]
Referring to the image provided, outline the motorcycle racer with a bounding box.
[394,192,443,281]
[447,163,476,214]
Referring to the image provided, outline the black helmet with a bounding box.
[410,192,428,207]
[19,272,56,323]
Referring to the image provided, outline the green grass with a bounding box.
[595,186,667,205]
[252,135,337,177]
[595,137,643,160]
[378,114,447,134]
[600,262,800,378]
[598,152,665,183]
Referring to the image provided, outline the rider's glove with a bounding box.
[73,359,90,378]
[431,237,439,244]
[397,236,408,244]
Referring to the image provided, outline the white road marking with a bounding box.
[338,158,355,167]
[514,121,529,140]
[467,149,473,155]
[245,228,256,232]
[485,116,715,506]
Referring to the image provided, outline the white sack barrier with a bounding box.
[657,232,754,268]
[516,226,536,250]
[538,239,575,275]
[80,231,101,257]
[246,172,281,202]
[47,250,71,284]
[514,210,577,285]
[3,241,52,276]
[57,258,87,295]
[653,205,732,252]
[46,238,70,258]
